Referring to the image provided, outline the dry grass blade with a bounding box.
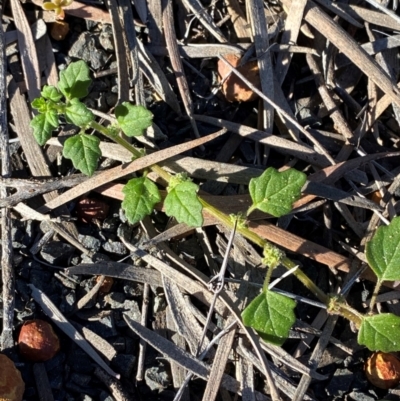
[194,114,332,167]
[163,0,201,141]
[13,203,93,256]
[105,0,130,102]
[73,323,117,361]
[10,0,41,101]
[223,0,250,39]
[34,0,112,22]
[0,21,14,351]
[33,364,54,401]
[343,3,400,30]
[201,319,237,401]
[76,276,106,310]
[0,175,89,208]
[28,284,120,379]
[67,262,164,287]
[313,0,363,27]
[237,356,254,401]
[306,54,354,149]
[292,316,338,401]
[283,0,400,108]
[133,0,147,22]
[163,275,211,355]
[39,129,227,212]
[335,34,400,69]
[147,43,247,58]
[93,368,130,401]
[276,0,308,85]
[138,41,181,114]
[47,137,264,186]
[124,227,278,400]
[181,0,228,43]
[123,314,271,400]
[248,0,274,132]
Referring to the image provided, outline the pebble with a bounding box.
[40,241,76,265]
[68,31,108,70]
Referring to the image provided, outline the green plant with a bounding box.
[30,60,400,352]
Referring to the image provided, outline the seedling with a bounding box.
[30,60,400,352]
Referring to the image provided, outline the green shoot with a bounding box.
[30,59,400,353]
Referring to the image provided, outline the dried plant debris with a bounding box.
[4,0,400,400]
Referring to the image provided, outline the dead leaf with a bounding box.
[218,54,260,102]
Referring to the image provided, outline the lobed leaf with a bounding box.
[30,111,59,146]
[31,97,48,113]
[358,314,400,352]
[63,134,101,176]
[248,167,307,217]
[366,216,400,281]
[164,181,203,227]
[65,99,94,127]
[58,60,92,100]
[41,85,62,102]
[242,290,296,346]
[122,177,161,225]
[115,103,153,137]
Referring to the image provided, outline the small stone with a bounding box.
[78,235,101,252]
[68,32,108,70]
[104,292,126,309]
[60,290,76,314]
[102,240,127,255]
[99,25,114,52]
[102,216,120,232]
[40,241,75,265]
[347,391,376,401]
[145,365,171,391]
[80,252,110,264]
[153,295,167,313]
[123,300,142,322]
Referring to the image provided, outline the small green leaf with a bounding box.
[358,314,400,352]
[164,181,203,227]
[65,99,94,127]
[122,177,161,225]
[63,134,101,176]
[242,290,296,346]
[115,103,153,137]
[58,60,91,100]
[41,85,62,102]
[31,97,48,113]
[248,167,307,217]
[366,216,400,281]
[30,111,59,145]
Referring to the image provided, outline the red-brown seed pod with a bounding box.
[18,319,60,362]
[365,351,400,389]
[0,354,25,401]
[76,198,110,223]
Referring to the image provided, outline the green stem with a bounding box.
[263,265,274,292]
[89,121,171,184]
[369,279,382,314]
[281,257,329,304]
[89,120,329,307]
[328,297,364,328]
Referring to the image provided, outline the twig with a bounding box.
[0,13,14,352]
